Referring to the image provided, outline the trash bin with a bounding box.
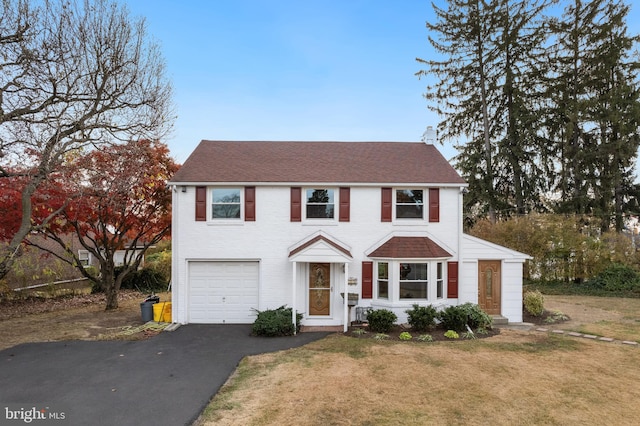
[140,301,154,322]
[153,302,172,322]
[144,295,160,304]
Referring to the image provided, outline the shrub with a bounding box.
[399,331,412,341]
[444,330,459,339]
[119,266,168,293]
[438,303,492,332]
[405,304,437,332]
[417,334,433,342]
[438,305,467,331]
[587,263,640,293]
[351,328,367,337]
[252,306,303,337]
[366,308,397,333]
[523,290,545,316]
[373,333,389,340]
[145,249,172,284]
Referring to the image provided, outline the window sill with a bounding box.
[206,220,245,226]
[392,219,429,225]
[302,220,338,226]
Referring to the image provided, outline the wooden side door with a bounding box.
[309,263,331,316]
[478,260,501,315]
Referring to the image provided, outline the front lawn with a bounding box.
[196,295,640,425]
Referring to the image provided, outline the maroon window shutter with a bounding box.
[245,186,256,221]
[381,187,392,222]
[362,261,373,299]
[195,186,206,221]
[429,188,440,223]
[290,187,302,222]
[447,261,459,298]
[339,187,350,222]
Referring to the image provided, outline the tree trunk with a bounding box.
[102,269,119,310]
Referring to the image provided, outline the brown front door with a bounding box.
[478,260,501,315]
[309,263,331,316]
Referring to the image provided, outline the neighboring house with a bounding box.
[169,140,530,330]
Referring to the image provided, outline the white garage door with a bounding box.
[188,261,259,323]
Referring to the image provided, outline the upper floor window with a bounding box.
[396,189,423,219]
[212,188,241,219]
[305,189,335,219]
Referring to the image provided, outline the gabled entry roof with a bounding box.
[368,236,452,259]
[288,234,353,262]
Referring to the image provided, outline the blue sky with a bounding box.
[125,0,640,170]
[125,0,442,163]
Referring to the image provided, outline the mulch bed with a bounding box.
[522,309,571,326]
[343,309,571,342]
[343,323,500,342]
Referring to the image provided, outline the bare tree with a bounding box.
[0,0,174,279]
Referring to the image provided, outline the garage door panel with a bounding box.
[188,261,259,324]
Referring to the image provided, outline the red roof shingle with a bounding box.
[368,236,452,259]
[171,141,465,185]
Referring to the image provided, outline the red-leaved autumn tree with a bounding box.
[24,139,178,309]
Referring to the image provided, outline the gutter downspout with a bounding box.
[171,185,179,324]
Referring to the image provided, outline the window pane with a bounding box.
[212,188,240,203]
[213,204,240,218]
[400,263,427,280]
[306,204,334,218]
[396,205,423,218]
[396,189,423,204]
[306,189,334,203]
[378,262,388,279]
[378,280,389,299]
[400,282,427,299]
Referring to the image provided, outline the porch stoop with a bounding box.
[492,315,535,330]
[492,315,509,326]
[300,325,343,332]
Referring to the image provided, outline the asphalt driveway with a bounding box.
[0,325,330,425]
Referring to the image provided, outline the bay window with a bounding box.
[374,260,449,302]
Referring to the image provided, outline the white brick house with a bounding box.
[169,141,530,330]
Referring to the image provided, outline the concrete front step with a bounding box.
[492,315,509,325]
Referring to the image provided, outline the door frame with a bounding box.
[478,260,502,315]
[307,262,333,317]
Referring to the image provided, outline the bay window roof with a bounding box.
[368,236,451,259]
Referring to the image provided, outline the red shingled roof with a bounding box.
[171,141,465,184]
[368,236,452,258]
